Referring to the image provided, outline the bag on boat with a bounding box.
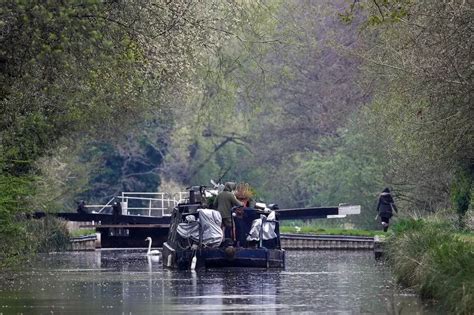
[198,208,223,247]
[246,211,277,241]
[177,208,223,248]
[176,217,200,240]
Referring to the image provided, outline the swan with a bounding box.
[145,237,161,255]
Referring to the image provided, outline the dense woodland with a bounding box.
[1,1,472,261]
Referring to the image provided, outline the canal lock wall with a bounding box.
[281,234,379,250]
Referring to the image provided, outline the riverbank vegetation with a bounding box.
[0,216,70,268]
[387,218,474,315]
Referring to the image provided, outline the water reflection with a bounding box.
[169,269,282,314]
[0,250,438,314]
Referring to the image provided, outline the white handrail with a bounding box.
[85,191,188,217]
[121,192,187,217]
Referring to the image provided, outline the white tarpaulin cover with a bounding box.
[177,208,223,247]
[247,211,277,241]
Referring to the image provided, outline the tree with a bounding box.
[236,0,368,206]
[347,0,473,213]
[159,1,281,187]
[0,0,243,175]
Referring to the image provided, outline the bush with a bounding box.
[0,216,71,268]
[25,216,71,252]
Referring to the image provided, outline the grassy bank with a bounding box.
[70,228,96,238]
[387,219,474,314]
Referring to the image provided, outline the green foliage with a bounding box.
[0,174,35,267]
[0,174,34,216]
[1,1,146,174]
[1,0,246,177]
[0,174,70,265]
[387,219,474,314]
[357,2,472,214]
[32,143,100,212]
[1,217,70,268]
[25,216,71,253]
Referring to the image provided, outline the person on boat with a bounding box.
[376,187,398,232]
[215,182,243,238]
[233,206,261,247]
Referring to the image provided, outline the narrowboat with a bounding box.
[162,186,285,270]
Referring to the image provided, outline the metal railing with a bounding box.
[119,192,188,217]
[85,192,188,217]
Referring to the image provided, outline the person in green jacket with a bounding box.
[215,182,243,238]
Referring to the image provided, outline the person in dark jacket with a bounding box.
[112,201,122,224]
[376,187,398,232]
[76,200,87,214]
[215,182,243,238]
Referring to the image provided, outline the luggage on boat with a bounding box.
[176,208,223,248]
[246,211,278,242]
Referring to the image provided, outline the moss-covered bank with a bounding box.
[387,219,474,314]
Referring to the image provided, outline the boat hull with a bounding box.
[162,242,285,270]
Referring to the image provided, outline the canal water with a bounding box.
[0,250,438,314]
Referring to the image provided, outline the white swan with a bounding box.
[145,237,161,255]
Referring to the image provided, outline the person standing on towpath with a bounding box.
[376,187,398,232]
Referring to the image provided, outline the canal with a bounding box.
[0,250,437,314]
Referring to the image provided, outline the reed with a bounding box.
[387,219,474,314]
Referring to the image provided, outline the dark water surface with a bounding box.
[0,250,438,314]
